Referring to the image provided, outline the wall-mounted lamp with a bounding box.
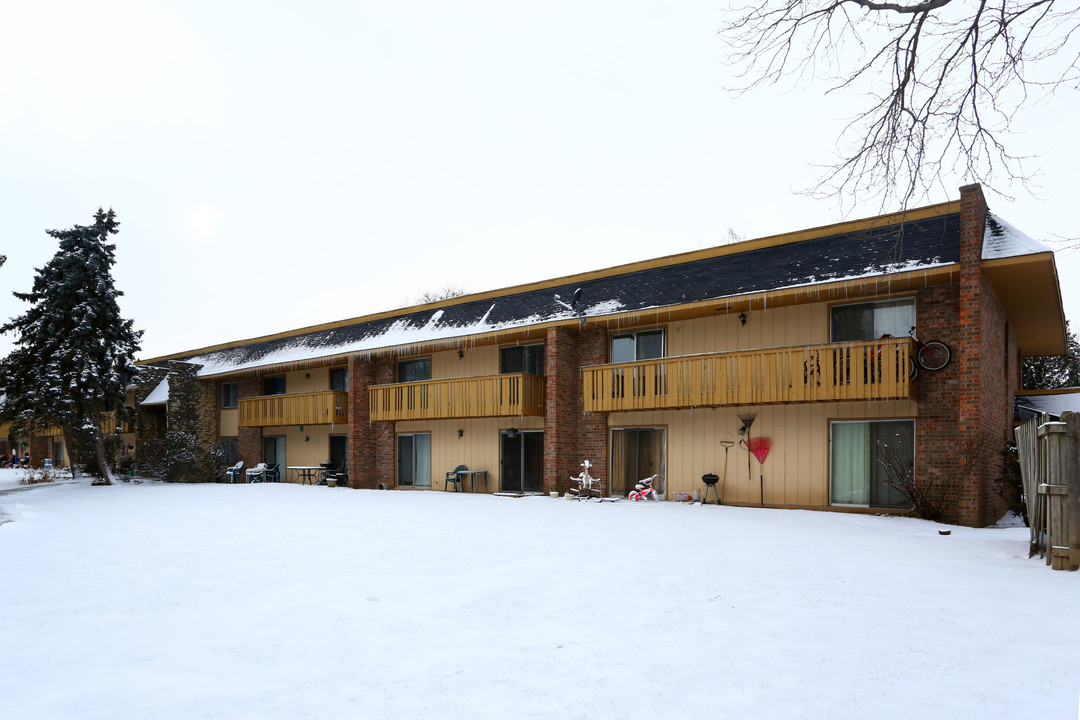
[738,312,747,326]
[457,429,464,439]
[305,436,310,442]
[299,425,304,433]
[305,373,310,379]
[505,427,518,439]
[458,350,464,359]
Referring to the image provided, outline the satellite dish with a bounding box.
[553,287,587,327]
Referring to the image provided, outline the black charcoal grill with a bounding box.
[701,473,721,505]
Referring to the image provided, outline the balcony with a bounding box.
[582,337,917,412]
[238,391,349,428]
[369,373,545,421]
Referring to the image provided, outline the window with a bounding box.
[611,329,665,364]
[262,376,286,395]
[500,344,545,375]
[330,368,348,392]
[221,382,238,409]
[398,358,431,383]
[830,420,913,508]
[831,299,915,342]
[397,433,431,487]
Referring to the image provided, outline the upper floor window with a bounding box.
[830,299,915,342]
[501,344,545,375]
[221,382,239,409]
[398,357,431,383]
[330,368,348,392]
[263,375,286,395]
[611,329,665,364]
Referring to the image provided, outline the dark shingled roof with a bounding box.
[157,211,963,375]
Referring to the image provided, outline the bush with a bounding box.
[137,431,199,482]
[19,467,56,485]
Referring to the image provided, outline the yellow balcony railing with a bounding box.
[583,337,917,412]
[238,391,349,428]
[369,373,545,421]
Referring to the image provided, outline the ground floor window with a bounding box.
[830,420,913,508]
[500,430,543,493]
[398,433,431,487]
[610,427,666,498]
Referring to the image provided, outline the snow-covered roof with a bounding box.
[140,376,169,406]
[1014,391,1080,422]
[150,207,1060,377]
[983,213,1050,260]
[148,212,967,376]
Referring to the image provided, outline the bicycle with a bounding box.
[909,326,951,372]
[628,475,659,501]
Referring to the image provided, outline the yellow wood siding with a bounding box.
[431,346,500,379]
[220,409,239,437]
[395,417,544,492]
[584,338,916,412]
[369,374,545,421]
[238,391,348,428]
[609,400,916,505]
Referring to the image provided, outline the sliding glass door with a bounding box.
[500,431,543,493]
[397,433,431,488]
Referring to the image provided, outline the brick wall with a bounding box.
[544,325,609,494]
[237,376,262,469]
[346,354,396,489]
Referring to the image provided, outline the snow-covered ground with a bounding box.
[1,468,1076,719]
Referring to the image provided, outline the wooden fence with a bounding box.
[1015,412,1080,571]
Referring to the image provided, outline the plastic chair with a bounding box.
[246,462,268,483]
[445,464,467,492]
[265,464,281,482]
[224,461,244,483]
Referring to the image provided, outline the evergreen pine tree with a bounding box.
[1022,320,1080,390]
[0,209,142,482]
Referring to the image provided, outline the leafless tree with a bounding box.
[414,284,468,305]
[721,0,1080,209]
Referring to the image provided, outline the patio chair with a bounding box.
[445,464,467,492]
[325,460,347,486]
[246,462,268,483]
[264,463,281,482]
[224,461,244,483]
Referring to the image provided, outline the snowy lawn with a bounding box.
[1,469,1076,720]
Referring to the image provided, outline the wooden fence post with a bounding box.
[1065,414,1080,571]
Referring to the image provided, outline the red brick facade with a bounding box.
[347,355,395,489]
[543,326,609,494]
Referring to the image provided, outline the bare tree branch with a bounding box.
[721,0,1080,210]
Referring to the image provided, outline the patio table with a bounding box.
[288,466,326,485]
[456,470,488,493]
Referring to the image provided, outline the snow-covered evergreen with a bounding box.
[0,209,142,482]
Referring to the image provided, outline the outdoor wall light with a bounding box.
[299,425,304,433]
[458,429,464,438]
[738,312,747,326]
[458,350,464,359]
[305,436,310,442]
[506,427,518,439]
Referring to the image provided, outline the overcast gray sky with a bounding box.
[2,1,1077,361]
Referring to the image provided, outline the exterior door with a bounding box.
[397,433,431,488]
[610,428,666,498]
[263,436,285,469]
[500,431,543,493]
